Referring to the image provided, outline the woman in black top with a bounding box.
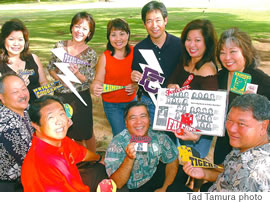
[0,19,47,103]
[214,28,270,164]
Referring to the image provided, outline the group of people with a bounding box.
[1,0,270,192]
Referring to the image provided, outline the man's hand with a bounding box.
[183,162,205,180]
[167,84,180,89]
[125,142,136,159]
[131,70,142,83]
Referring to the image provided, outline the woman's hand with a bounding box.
[175,129,201,142]
[69,63,79,75]
[125,83,137,96]
[91,80,103,97]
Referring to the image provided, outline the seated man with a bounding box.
[105,101,190,192]
[21,95,106,192]
[183,94,270,191]
[0,73,33,192]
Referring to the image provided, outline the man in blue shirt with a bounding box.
[131,1,182,125]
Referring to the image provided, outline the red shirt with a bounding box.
[102,46,136,103]
[21,135,89,192]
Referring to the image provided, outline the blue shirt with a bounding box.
[105,129,178,189]
[132,32,183,96]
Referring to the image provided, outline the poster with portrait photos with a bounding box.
[153,88,228,137]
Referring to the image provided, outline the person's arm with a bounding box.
[82,149,101,162]
[183,161,223,182]
[174,129,201,143]
[155,158,179,192]
[110,142,136,189]
[90,53,106,97]
[69,63,86,83]
[32,54,48,86]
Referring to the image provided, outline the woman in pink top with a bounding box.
[91,19,136,136]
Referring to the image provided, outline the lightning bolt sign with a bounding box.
[51,48,87,106]
[138,49,164,106]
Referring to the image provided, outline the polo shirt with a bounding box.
[21,135,89,192]
[132,32,182,96]
[105,129,178,189]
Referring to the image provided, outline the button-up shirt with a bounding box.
[209,143,270,192]
[0,105,33,181]
[105,129,178,189]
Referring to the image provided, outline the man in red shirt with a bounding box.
[21,95,106,192]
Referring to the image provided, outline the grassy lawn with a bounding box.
[0,4,269,65]
[0,0,97,4]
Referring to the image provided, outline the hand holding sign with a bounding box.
[178,146,222,169]
[183,161,205,180]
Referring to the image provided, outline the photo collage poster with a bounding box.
[153,88,228,137]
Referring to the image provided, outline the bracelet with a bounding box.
[96,154,102,163]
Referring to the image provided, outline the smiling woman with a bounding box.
[47,11,97,152]
[91,18,137,137]
[0,18,48,103]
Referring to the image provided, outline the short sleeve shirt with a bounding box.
[0,106,33,181]
[209,143,270,192]
[21,135,89,192]
[104,129,178,189]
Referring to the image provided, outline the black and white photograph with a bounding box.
[153,89,228,136]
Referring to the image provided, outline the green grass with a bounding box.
[0,3,270,67]
[0,0,97,5]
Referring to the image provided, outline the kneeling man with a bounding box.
[105,101,190,192]
[184,94,270,191]
[21,95,105,192]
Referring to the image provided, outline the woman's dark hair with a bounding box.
[29,95,65,126]
[106,18,131,57]
[217,28,260,70]
[70,12,95,43]
[0,18,30,63]
[181,19,217,71]
[141,1,168,24]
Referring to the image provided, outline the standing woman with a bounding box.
[91,18,136,137]
[167,19,218,158]
[48,12,97,152]
[0,19,48,103]
[214,28,270,164]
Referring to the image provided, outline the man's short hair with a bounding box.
[0,72,24,94]
[230,94,270,135]
[29,95,65,126]
[141,1,168,24]
[124,101,149,120]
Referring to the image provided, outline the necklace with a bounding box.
[7,60,30,86]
